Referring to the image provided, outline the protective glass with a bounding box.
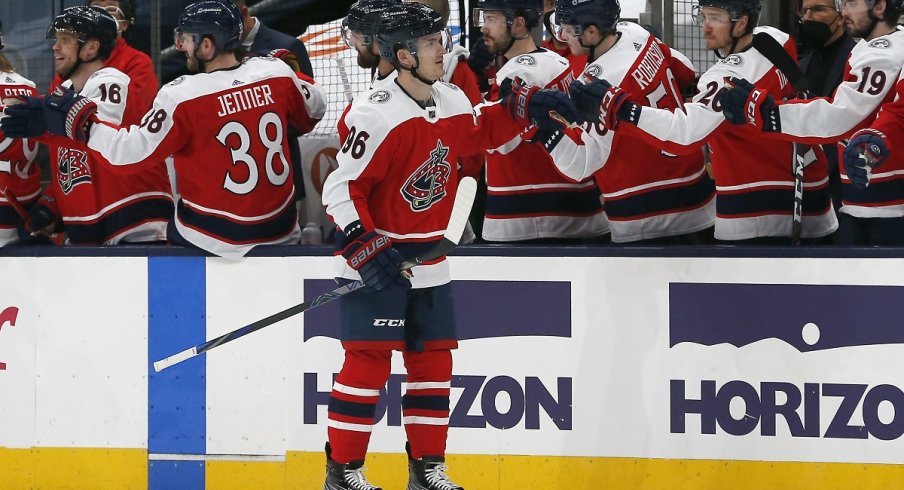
[340,18,371,48]
[45,30,81,48]
[472,9,507,28]
[692,5,731,26]
[173,28,200,52]
[415,29,453,55]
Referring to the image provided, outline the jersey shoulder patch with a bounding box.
[496,49,569,87]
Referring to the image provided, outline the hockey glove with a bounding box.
[719,77,780,132]
[1,96,47,139]
[502,83,583,131]
[43,87,97,142]
[341,222,409,292]
[466,37,494,77]
[25,195,61,236]
[269,48,301,73]
[570,78,640,128]
[843,128,889,189]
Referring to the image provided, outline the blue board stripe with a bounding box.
[148,256,206,490]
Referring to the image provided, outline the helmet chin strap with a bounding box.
[405,57,437,85]
[62,43,101,80]
[580,30,609,62]
[714,21,743,59]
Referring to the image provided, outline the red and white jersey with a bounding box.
[86,56,326,257]
[483,48,608,242]
[620,26,837,240]
[41,68,173,245]
[323,79,525,289]
[864,70,904,214]
[776,27,904,218]
[0,71,39,246]
[548,22,715,242]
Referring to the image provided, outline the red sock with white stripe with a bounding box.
[402,349,453,459]
[327,349,392,463]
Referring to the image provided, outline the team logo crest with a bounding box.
[721,54,743,66]
[869,39,890,49]
[368,90,391,103]
[401,140,452,212]
[514,55,536,66]
[167,76,186,86]
[584,64,602,78]
[57,148,92,195]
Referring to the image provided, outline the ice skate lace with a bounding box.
[344,466,380,490]
[424,463,461,490]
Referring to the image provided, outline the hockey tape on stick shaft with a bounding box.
[153,177,479,372]
[335,56,354,104]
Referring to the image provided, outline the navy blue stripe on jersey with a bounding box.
[67,197,174,244]
[604,175,715,219]
[177,199,297,244]
[0,205,24,227]
[716,185,832,217]
[328,396,377,419]
[841,178,904,205]
[402,394,450,411]
[484,188,603,218]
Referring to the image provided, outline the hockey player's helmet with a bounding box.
[175,0,243,52]
[375,2,445,64]
[46,6,118,59]
[694,0,762,25]
[473,0,544,29]
[553,0,620,40]
[343,0,397,48]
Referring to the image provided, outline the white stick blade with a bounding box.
[445,176,477,245]
[153,347,197,372]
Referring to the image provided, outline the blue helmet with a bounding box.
[554,0,621,36]
[696,0,761,25]
[176,0,243,52]
[375,2,444,64]
[46,6,118,59]
[474,0,544,29]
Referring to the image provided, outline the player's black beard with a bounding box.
[357,49,380,69]
[848,11,880,39]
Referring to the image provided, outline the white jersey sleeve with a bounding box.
[777,28,904,140]
[80,68,131,125]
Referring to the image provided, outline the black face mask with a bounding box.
[799,20,835,49]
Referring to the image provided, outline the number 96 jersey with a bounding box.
[86,56,327,257]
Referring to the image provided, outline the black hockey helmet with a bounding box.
[175,0,243,52]
[375,2,445,64]
[343,0,397,47]
[553,0,621,38]
[694,0,762,25]
[46,6,118,59]
[473,0,544,29]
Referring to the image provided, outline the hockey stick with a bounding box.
[153,176,478,372]
[1,186,28,221]
[335,56,355,104]
[751,33,810,245]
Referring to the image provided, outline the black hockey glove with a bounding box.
[570,78,640,128]
[467,37,494,77]
[719,77,780,132]
[24,195,61,236]
[843,128,889,189]
[43,87,97,142]
[1,95,47,139]
[341,221,409,292]
[502,83,583,131]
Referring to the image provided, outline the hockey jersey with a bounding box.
[547,22,715,242]
[51,37,159,117]
[482,48,608,242]
[323,79,526,289]
[86,56,326,257]
[41,68,173,245]
[622,26,837,240]
[0,71,39,246]
[775,27,904,218]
